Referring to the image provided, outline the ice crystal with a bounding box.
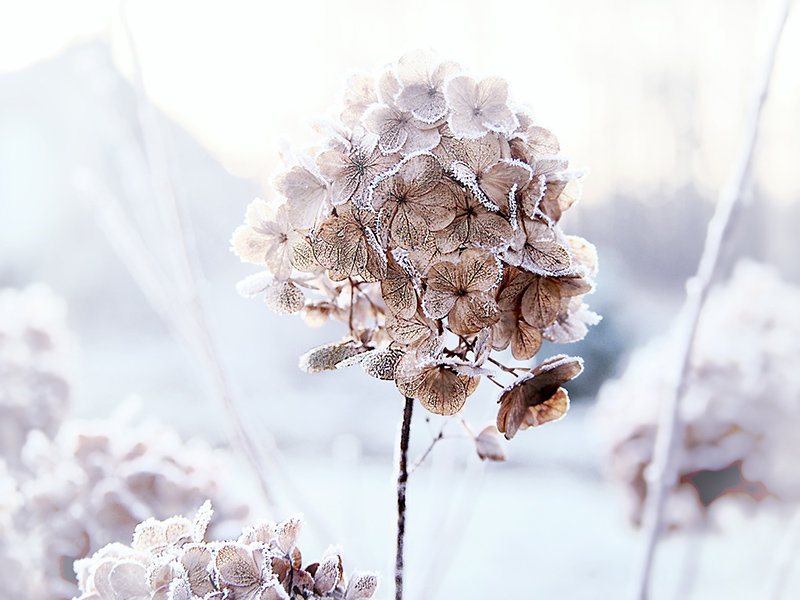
[72,504,379,600]
[595,261,800,527]
[233,50,599,442]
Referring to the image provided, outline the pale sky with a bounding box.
[1,0,798,204]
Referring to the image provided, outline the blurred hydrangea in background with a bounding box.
[0,286,254,600]
[595,261,800,528]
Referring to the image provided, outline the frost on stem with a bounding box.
[233,49,600,451]
[594,261,800,528]
[71,503,379,600]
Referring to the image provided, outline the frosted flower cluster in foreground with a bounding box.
[73,501,379,600]
[15,401,251,599]
[0,284,254,600]
[233,50,598,438]
[0,284,73,469]
[594,261,800,527]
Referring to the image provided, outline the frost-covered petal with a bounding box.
[344,571,379,600]
[109,561,150,600]
[381,255,418,318]
[496,355,583,439]
[272,165,330,230]
[395,49,459,123]
[363,105,410,154]
[395,354,479,416]
[446,75,517,138]
[312,554,343,595]
[299,341,368,373]
[215,544,261,588]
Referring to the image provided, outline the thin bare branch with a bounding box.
[633,1,793,597]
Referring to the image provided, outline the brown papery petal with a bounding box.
[385,311,435,345]
[525,126,561,158]
[458,248,501,293]
[448,294,500,336]
[519,277,562,328]
[390,206,431,251]
[215,544,260,588]
[381,256,418,319]
[496,355,583,439]
[396,355,478,416]
[511,319,543,361]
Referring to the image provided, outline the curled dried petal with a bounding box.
[497,355,583,439]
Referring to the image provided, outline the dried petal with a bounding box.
[337,347,404,380]
[446,75,518,138]
[313,554,343,595]
[312,207,387,281]
[496,355,583,439]
[109,561,150,600]
[215,544,260,588]
[475,425,507,461]
[344,571,379,600]
[381,255,418,318]
[395,354,479,415]
[299,342,367,373]
[273,165,330,230]
[510,318,543,360]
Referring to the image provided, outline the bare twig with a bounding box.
[633,1,792,597]
[396,396,414,600]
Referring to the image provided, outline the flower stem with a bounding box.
[396,396,414,600]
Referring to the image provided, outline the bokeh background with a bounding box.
[2,0,799,598]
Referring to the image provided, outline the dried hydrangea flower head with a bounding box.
[14,399,251,600]
[72,502,379,600]
[0,284,74,469]
[233,50,599,438]
[594,261,800,528]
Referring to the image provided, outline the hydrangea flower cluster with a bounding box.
[594,261,800,528]
[0,284,73,469]
[72,502,379,600]
[233,50,598,436]
[16,402,252,599]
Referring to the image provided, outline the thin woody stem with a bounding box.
[632,1,792,597]
[396,396,414,600]
[487,356,523,375]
